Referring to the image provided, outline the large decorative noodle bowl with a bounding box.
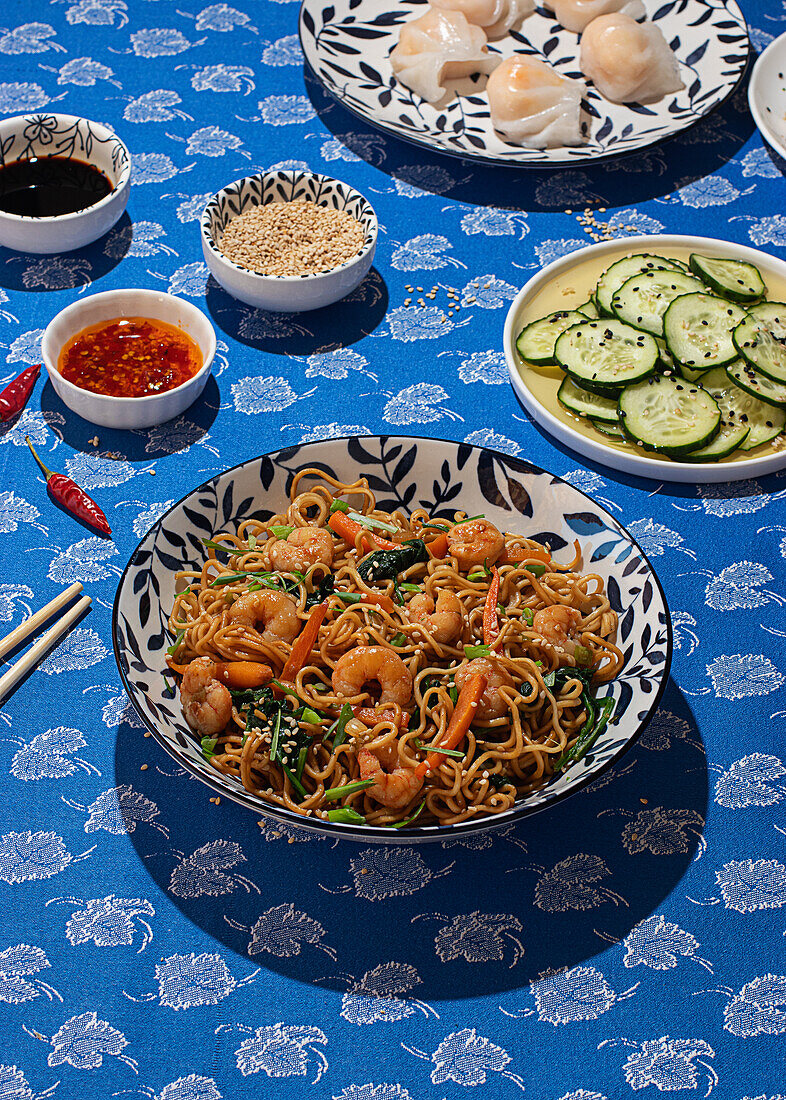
[113,437,671,842]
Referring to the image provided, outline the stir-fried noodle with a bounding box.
[166,469,622,827]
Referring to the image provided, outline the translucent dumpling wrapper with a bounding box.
[430,0,535,40]
[390,8,500,105]
[543,0,645,35]
[486,55,586,148]
[580,13,684,103]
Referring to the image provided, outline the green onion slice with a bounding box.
[327,807,366,824]
[281,762,307,800]
[268,525,294,540]
[166,629,185,656]
[296,746,308,781]
[390,632,407,648]
[328,703,353,749]
[323,779,375,801]
[200,736,218,760]
[202,538,234,554]
[524,560,546,577]
[347,511,399,534]
[522,607,534,625]
[465,643,491,659]
[270,710,281,762]
[389,801,426,829]
[399,582,421,593]
[415,739,465,759]
[329,500,350,514]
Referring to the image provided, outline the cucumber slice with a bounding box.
[595,254,679,317]
[557,376,619,422]
[655,338,678,374]
[676,363,710,383]
[554,320,659,396]
[726,358,786,408]
[516,310,588,366]
[590,417,626,439]
[611,269,706,337]
[663,292,747,369]
[689,253,766,303]
[576,298,599,319]
[701,365,786,450]
[617,374,721,455]
[732,302,786,384]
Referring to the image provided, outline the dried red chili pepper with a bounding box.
[26,436,112,537]
[0,364,40,422]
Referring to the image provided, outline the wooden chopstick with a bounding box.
[0,594,91,704]
[0,581,84,661]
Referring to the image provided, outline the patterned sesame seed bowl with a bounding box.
[200,169,378,312]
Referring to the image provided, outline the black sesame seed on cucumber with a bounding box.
[554,320,659,396]
[617,374,721,456]
[515,310,588,366]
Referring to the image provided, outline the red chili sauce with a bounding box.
[58,316,202,398]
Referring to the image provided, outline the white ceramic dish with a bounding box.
[748,31,786,162]
[0,113,131,254]
[201,169,377,312]
[42,289,216,430]
[504,234,786,483]
[113,436,671,843]
[299,0,749,167]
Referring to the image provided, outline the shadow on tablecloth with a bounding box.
[115,677,708,1000]
[301,66,761,212]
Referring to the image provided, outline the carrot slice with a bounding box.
[483,566,500,647]
[498,545,551,567]
[425,531,449,558]
[415,672,487,777]
[357,591,395,613]
[327,511,400,552]
[281,601,328,682]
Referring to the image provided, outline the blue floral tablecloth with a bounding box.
[1,2,785,1099]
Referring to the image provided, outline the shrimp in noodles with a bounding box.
[166,469,623,828]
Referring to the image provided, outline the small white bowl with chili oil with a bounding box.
[42,288,217,430]
[201,169,378,312]
[0,113,131,254]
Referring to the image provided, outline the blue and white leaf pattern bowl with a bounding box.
[200,169,378,310]
[299,0,750,165]
[113,436,671,841]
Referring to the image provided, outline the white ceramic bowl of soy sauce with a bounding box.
[0,113,131,254]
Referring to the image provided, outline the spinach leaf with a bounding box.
[357,539,429,587]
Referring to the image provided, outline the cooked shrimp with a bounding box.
[179,657,272,736]
[268,526,333,574]
[447,518,505,570]
[358,746,423,810]
[408,589,464,644]
[455,656,513,720]
[533,605,582,655]
[332,646,413,706]
[226,590,300,642]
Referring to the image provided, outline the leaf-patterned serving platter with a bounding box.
[298,0,749,166]
[113,437,672,842]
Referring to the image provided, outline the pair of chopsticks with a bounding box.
[0,582,91,704]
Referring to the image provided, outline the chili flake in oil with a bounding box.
[58,316,202,398]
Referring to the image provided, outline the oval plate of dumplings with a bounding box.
[299,0,749,165]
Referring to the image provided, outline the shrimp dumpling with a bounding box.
[543,0,645,35]
[486,56,586,148]
[430,0,535,40]
[580,14,684,103]
[390,8,499,105]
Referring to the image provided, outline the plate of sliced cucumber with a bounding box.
[504,235,786,483]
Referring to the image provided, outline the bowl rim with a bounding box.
[0,112,131,225]
[748,31,786,161]
[42,288,217,407]
[504,233,786,484]
[200,169,378,284]
[111,434,673,842]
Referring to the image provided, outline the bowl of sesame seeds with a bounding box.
[200,169,378,313]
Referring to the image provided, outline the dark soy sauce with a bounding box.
[0,156,113,217]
